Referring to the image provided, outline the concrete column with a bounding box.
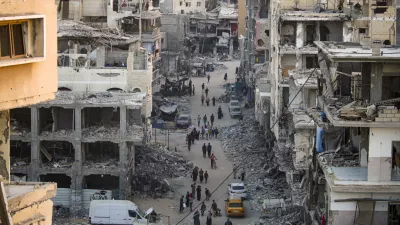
[29,140,40,182]
[315,21,321,41]
[120,106,127,139]
[295,53,302,69]
[370,64,383,103]
[96,46,106,67]
[213,46,217,55]
[74,107,82,139]
[296,22,304,48]
[70,174,83,214]
[229,39,234,57]
[0,110,10,181]
[30,107,40,182]
[31,106,39,137]
[119,142,128,199]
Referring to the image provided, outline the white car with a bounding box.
[227,183,247,199]
[228,100,240,112]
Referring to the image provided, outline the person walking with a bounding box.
[202,83,205,92]
[210,114,215,127]
[206,211,212,225]
[204,171,209,183]
[201,202,207,216]
[193,210,200,225]
[189,196,194,212]
[201,126,205,139]
[186,192,190,209]
[208,128,212,140]
[192,168,197,181]
[207,74,210,83]
[201,94,205,105]
[205,87,209,98]
[212,97,216,106]
[191,183,196,200]
[224,73,227,81]
[233,164,237,179]
[214,127,219,138]
[240,168,245,181]
[207,143,212,158]
[202,143,207,158]
[179,196,184,213]
[188,137,191,151]
[196,185,202,201]
[205,188,210,201]
[235,67,239,74]
[203,114,207,126]
[225,218,233,225]
[197,115,201,127]
[205,127,209,140]
[199,168,204,183]
[210,153,216,169]
[206,97,210,106]
[193,84,195,95]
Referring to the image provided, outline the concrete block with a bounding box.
[391,118,400,122]
[384,113,394,118]
[378,113,386,117]
[392,109,399,113]
[395,113,400,118]
[375,117,385,122]
[383,109,392,113]
[383,118,392,122]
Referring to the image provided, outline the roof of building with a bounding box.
[218,5,238,19]
[315,41,400,62]
[57,20,140,44]
[38,91,145,108]
[280,10,350,21]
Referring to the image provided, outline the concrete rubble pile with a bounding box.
[83,158,118,169]
[220,116,301,224]
[127,124,144,139]
[154,96,191,113]
[82,124,119,138]
[254,206,302,225]
[131,144,193,198]
[10,120,31,136]
[40,129,73,138]
[218,93,230,103]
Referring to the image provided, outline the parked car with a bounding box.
[228,100,240,112]
[89,200,156,225]
[225,196,245,217]
[227,183,247,199]
[175,114,191,128]
[229,107,242,118]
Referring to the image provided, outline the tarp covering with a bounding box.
[159,104,178,114]
[316,126,325,153]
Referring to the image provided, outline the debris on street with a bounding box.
[220,115,301,224]
[131,144,193,198]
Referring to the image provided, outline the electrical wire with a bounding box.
[175,52,330,225]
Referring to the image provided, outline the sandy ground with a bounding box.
[132,61,261,225]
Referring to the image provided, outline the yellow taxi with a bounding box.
[225,197,245,217]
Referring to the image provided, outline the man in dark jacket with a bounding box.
[202,143,207,157]
[179,196,184,213]
[225,218,233,225]
[193,210,200,225]
[210,114,215,127]
[196,185,202,201]
[207,143,212,158]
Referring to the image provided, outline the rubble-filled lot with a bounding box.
[131,144,193,198]
[220,116,302,224]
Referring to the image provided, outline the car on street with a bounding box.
[228,100,240,112]
[227,183,247,199]
[229,107,242,118]
[225,197,245,217]
[175,114,191,128]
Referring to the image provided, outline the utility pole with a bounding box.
[139,0,142,41]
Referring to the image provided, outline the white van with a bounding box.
[89,200,154,225]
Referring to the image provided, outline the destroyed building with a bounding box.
[305,42,400,225]
[186,4,238,56]
[247,0,400,223]
[160,0,207,14]
[8,0,157,213]
[0,1,59,224]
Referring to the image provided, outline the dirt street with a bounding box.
[133,61,261,225]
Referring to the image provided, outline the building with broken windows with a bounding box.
[160,0,207,14]
[0,1,58,224]
[186,4,238,56]
[305,42,400,225]
[261,0,400,223]
[7,0,155,213]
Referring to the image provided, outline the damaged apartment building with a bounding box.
[262,0,400,223]
[8,0,158,212]
[186,3,239,56]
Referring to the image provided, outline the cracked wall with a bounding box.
[0,110,10,181]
